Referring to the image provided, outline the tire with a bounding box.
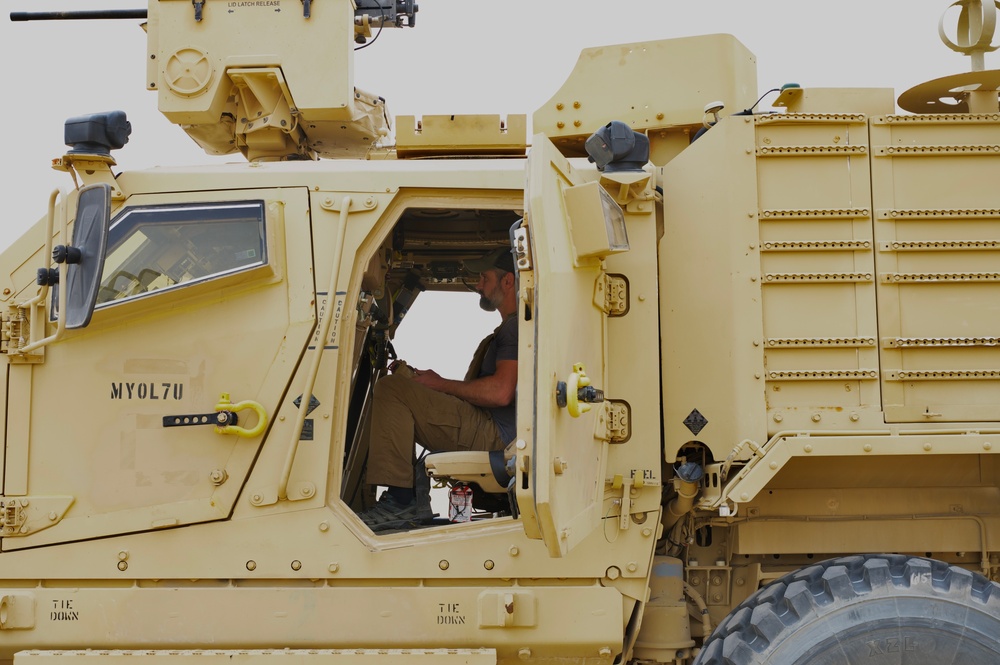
[693,554,1000,665]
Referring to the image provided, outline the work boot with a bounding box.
[358,491,434,532]
[414,456,433,514]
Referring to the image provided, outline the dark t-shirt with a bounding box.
[478,314,518,444]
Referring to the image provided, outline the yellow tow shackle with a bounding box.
[214,393,269,438]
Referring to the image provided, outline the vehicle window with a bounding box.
[97,201,266,306]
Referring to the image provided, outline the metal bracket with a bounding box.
[0,496,74,537]
[320,195,379,213]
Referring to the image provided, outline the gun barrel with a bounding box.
[10,9,148,22]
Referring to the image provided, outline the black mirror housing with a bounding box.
[64,183,111,329]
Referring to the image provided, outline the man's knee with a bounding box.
[373,372,409,403]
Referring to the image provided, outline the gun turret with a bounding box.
[147,0,415,160]
[12,1,415,161]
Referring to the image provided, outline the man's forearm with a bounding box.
[413,362,516,408]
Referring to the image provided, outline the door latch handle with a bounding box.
[163,393,268,438]
[555,362,605,418]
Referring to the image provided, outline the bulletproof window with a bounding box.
[95,200,266,306]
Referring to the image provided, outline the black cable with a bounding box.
[737,88,781,115]
[354,2,386,50]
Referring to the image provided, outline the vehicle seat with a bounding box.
[423,449,510,494]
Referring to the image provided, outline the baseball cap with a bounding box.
[464,248,515,273]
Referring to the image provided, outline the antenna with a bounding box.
[898,0,1000,113]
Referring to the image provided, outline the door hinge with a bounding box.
[1,307,26,354]
[594,273,629,317]
[2,306,47,363]
[0,496,74,537]
[513,226,532,271]
[595,399,631,443]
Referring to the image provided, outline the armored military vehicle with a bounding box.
[4,1,1000,664]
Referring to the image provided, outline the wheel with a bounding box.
[693,554,1000,664]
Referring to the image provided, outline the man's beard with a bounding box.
[479,294,498,312]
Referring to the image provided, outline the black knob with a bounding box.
[53,245,82,264]
[36,268,59,286]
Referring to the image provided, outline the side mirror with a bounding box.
[62,183,111,329]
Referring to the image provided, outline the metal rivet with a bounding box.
[329,563,339,573]
[246,560,257,571]
[117,561,128,572]
[508,546,519,557]
[439,560,450,570]
[291,560,302,571]
[484,560,495,570]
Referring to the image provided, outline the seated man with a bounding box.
[359,248,519,531]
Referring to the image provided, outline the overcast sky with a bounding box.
[1,0,976,232]
[0,0,989,375]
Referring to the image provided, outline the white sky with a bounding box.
[0,0,977,229]
[0,0,989,377]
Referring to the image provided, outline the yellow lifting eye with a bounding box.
[214,393,269,438]
[555,363,605,418]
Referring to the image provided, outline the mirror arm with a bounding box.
[19,191,69,354]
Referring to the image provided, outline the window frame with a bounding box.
[93,199,269,309]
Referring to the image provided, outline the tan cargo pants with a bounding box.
[366,372,504,488]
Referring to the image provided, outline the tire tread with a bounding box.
[691,554,1000,665]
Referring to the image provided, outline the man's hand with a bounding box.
[412,368,445,390]
[410,361,516,409]
[389,360,415,378]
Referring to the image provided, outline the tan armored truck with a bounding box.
[4,1,1000,663]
